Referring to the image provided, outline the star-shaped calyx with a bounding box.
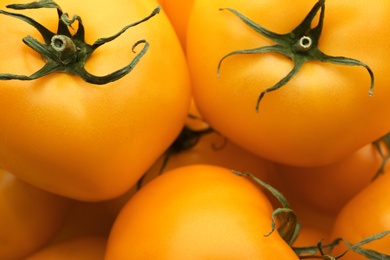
[0,0,160,84]
[217,0,374,112]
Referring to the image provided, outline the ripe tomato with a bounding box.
[0,168,73,260]
[0,0,191,200]
[329,165,390,259]
[25,236,106,260]
[53,107,277,244]
[105,165,299,259]
[272,142,382,215]
[186,0,390,167]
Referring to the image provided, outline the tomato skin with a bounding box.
[105,165,299,259]
[0,168,73,260]
[25,236,107,260]
[186,0,390,167]
[0,0,191,201]
[53,105,277,243]
[142,131,276,187]
[292,226,329,248]
[272,143,382,215]
[329,166,390,259]
[158,0,194,48]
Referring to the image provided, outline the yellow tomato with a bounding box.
[187,0,390,167]
[0,0,190,201]
[105,165,299,259]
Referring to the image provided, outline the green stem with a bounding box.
[293,36,313,52]
[0,0,161,84]
[50,35,78,64]
[217,0,374,112]
[232,170,299,245]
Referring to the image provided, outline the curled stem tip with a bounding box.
[0,0,160,84]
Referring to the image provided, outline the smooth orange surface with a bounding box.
[158,0,194,48]
[273,143,382,215]
[0,0,191,201]
[105,165,299,259]
[187,0,390,167]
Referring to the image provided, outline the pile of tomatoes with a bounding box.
[1,0,390,259]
